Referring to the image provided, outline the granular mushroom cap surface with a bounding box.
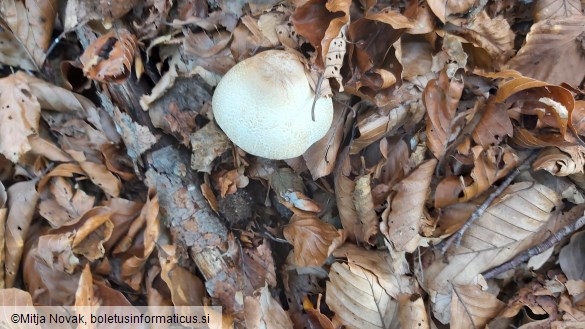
[212,50,334,159]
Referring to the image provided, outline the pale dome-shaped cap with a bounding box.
[212,50,334,160]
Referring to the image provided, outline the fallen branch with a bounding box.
[482,213,585,279]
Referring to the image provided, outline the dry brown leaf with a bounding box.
[117,188,159,291]
[5,180,39,288]
[190,121,231,173]
[303,102,347,180]
[398,293,430,329]
[101,143,135,181]
[534,146,585,176]
[506,15,585,86]
[158,244,205,307]
[24,72,97,113]
[326,245,415,329]
[560,230,585,281]
[350,104,409,155]
[435,145,520,208]
[217,167,249,198]
[72,210,114,261]
[78,158,122,198]
[445,11,515,64]
[244,284,293,329]
[353,175,380,245]
[535,0,582,22]
[75,264,96,307]
[451,284,505,329]
[80,29,138,83]
[424,69,464,160]
[39,176,95,228]
[0,0,58,67]
[242,239,277,290]
[334,150,363,243]
[0,29,35,70]
[303,296,335,329]
[382,159,437,252]
[0,73,41,163]
[426,0,478,23]
[472,97,514,148]
[36,233,79,274]
[283,214,340,267]
[421,182,561,323]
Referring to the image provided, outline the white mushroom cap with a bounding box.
[212,50,334,160]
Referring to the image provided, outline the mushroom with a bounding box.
[212,50,334,160]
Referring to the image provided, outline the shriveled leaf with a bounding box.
[426,0,478,23]
[190,122,230,173]
[217,167,249,198]
[506,15,585,86]
[421,182,561,323]
[283,215,340,267]
[533,146,585,176]
[350,104,409,155]
[0,0,58,67]
[5,180,39,288]
[80,29,138,83]
[382,159,437,252]
[451,284,505,329]
[0,73,41,162]
[424,69,464,159]
[244,285,293,329]
[39,176,95,228]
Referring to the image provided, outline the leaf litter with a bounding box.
[1,0,585,328]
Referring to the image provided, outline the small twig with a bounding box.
[437,151,539,254]
[482,213,585,279]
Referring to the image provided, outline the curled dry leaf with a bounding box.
[283,215,340,267]
[424,69,464,160]
[72,209,114,262]
[533,146,585,176]
[117,188,159,291]
[435,145,519,208]
[421,182,561,323]
[5,180,39,288]
[36,233,79,274]
[350,104,409,155]
[381,159,436,252]
[444,11,515,64]
[506,15,585,86]
[426,0,478,23]
[0,72,41,163]
[450,284,505,329]
[0,0,58,67]
[217,167,249,198]
[80,29,139,83]
[244,284,293,329]
[472,97,513,148]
